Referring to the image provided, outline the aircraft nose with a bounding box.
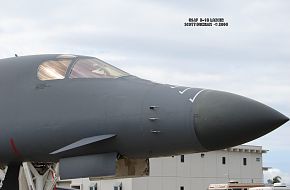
[193,90,289,151]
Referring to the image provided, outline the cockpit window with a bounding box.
[38,59,71,81]
[70,58,129,79]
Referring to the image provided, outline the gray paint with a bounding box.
[193,90,288,150]
[59,152,117,179]
[50,134,116,154]
[0,54,288,181]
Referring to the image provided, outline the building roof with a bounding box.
[225,145,268,154]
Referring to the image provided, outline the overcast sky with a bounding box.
[0,0,289,184]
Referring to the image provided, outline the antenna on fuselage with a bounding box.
[15,54,18,57]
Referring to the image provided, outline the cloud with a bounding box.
[264,168,290,186]
[0,0,289,177]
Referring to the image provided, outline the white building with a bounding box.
[59,145,267,190]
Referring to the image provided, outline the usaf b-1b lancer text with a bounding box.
[0,54,288,190]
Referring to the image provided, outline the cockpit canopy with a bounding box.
[37,55,129,81]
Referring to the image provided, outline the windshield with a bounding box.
[38,59,72,81]
[70,58,129,79]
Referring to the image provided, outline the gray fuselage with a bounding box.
[0,54,288,165]
[0,55,205,164]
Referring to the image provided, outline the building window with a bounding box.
[243,158,247,166]
[90,183,97,190]
[114,186,122,190]
[201,153,205,158]
[256,157,261,162]
[71,185,81,189]
[114,183,122,190]
[181,155,184,163]
[180,186,184,190]
[222,157,226,164]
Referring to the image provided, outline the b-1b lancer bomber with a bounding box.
[0,54,288,190]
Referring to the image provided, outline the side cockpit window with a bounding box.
[38,59,72,81]
[70,58,129,79]
[37,56,129,81]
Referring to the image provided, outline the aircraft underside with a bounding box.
[1,156,150,190]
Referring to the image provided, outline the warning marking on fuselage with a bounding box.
[179,87,192,94]
[10,138,21,157]
[189,89,206,103]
